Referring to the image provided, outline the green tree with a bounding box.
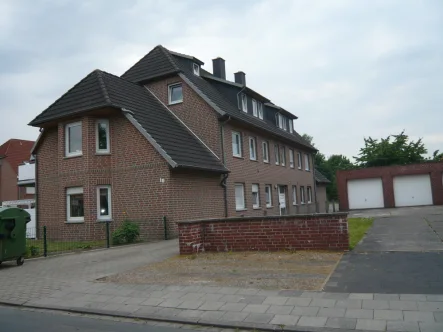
[354,131,427,167]
[431,150,443,161]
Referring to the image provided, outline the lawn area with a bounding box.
[25,239,106,257]
[348,217,374,250]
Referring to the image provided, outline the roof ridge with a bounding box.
[95,69,112,104]
[158,45,181,72]
[120,45,170,78]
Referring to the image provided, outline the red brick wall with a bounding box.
[178,213,349,254]
[337,162,443,210]
[0,159,18,202]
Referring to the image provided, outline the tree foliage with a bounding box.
[431,150,443,161]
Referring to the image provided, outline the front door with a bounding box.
[278,185,287,215]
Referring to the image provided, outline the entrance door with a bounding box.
[278,185,287,215]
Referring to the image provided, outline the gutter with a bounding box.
[220,115,231,218]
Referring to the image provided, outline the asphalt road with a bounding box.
[0,306,196,332]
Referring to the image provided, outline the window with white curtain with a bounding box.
[252,184,260,208]
[235,183,245,210]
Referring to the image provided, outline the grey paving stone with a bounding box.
[345,309,374,319]
[216,287,240,295]
[244,313,274,324]
[374,309,403,321]
[157,299,184,308]
[318,307,346,318]
[266,305,294,315]
[286,297,312,306]
[242,304,270,313]
[116,304,142,313]
[236,288,259,296]
[180,292,204,301]
[133,305,160,316]
[278,290,303,297]
[400,294,427,301]
[427,295,443,302]
[270,314,300,325]
[199,286,221,293]
[389,300,418,310]
[201,310,226,320]
[291,306,320,316]
[349,293,374,300]
[256,290,281,296]
[149,291,167,298]
[152,307,183,317]
[301,291,324,298]
[322,292,350,300]
[180,286,202,293]
[263,296,289,305]
[386,320,419,332]
[419,322,443,332]
[140,297,164,306]
[362,300,390,309]
[238,295,266,304]
[297,316,327,327]
[220,311,248,322]
[336,299,362,309]
[374,293,400,301]
[199,301,225,311]
[434,312,443,322]
[325,317,357,329]
[123,297,147,305]
[219,303,247,312]
[219,295,244,303]
[310,299,336,308]
[163,291,187,299]
[418,301,443,312]
[177,300,204,309]
[356,318,386,331]
[403,311,435,322]
[177,310,205,319]
[200,293,224,302]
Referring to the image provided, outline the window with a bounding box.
[168,83,183,104]
[235,183,245,210]
[292,185,297,205]
[97,185,112,220]
[262,141,269,163]
[265,185,272,207]
[193,63,200,76]
[300,186,305,204]
[307,186,312,203]
[274,144,280,165]
[280,146,286,166]
[258,102,263,120]
[26,187,35,194]
[66,187,84,222]
[252,99,258,117]
[241,93,247,113]
[232,131,242,157]
[289,149,294,168]
[297,152,302,169]
[278,114,287,131]
[289,120,293,133]
[96,119,110,154]
[249,137,257,160]
[305,154,311,171]
[65,122,82,157]
[252,184,260,208]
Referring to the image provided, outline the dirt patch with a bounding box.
[101,251,342,290]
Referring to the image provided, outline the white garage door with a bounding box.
[393,174,433,207]
[347,178,384,209]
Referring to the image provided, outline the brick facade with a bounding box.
[337,162,443,210]
[178,213,349,254]
[0,160,17,202]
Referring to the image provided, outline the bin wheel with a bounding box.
[16,256,24,266]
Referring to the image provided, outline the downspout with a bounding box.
[34,153,39,233]
[312,153,318,213]
[220,115,231,218]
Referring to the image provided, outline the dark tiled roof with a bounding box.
[122,45,315,151]
[29,70,227,173]
[315,168,330,184]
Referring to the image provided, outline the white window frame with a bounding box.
[66,187,84,222]
[281,146,286,166]
[262,141,269,163]
[297,152,302,169]
[265,184,272,207]
[96,119,110,154]
[252,99,258,117]
[258,102,263,120]
[307,186,312,204]
[249,137,257,160]
[300,186,305,204]
[65,121,82,157]
[168,83,183,105]
[292,185,297,205]
[274,144,280,165]
[305,154,311,171]
[278,114,287,131]
[289,120,293,133]
[289,149,294,168]
[241,93,248,113]
[97,185,112,221]
[232,131,242,157]
[235,183,245,210]
[252,184,260,209]
[193,63,200,76]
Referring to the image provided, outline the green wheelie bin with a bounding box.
[0,207,31,266]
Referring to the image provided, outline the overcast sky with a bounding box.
[1,0,442,159]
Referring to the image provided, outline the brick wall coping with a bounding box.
[178,212,348,224]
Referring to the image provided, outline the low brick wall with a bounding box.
[178,213,349,254]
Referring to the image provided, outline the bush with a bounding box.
[25,245,40,258]
[112,221,140,245]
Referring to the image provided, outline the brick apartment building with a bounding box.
[29,45,318,240]
[0,139,35,204]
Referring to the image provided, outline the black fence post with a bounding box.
[43,226,47,257]
[106,221,110,248]
[163,216,168,240]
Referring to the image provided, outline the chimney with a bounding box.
[234,71,246,86]
[212,57,226,80]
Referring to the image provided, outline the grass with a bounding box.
[348,217,374,250]
[25,239,106,258]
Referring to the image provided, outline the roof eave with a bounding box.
[174,164,230,174]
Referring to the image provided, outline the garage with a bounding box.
[347,178,384,209]
[393,174,433,207]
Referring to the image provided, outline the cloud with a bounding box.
[0,0,442,160]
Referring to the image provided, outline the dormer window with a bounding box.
[258,102,263,119]
[289,120,293,133]
[277,114,288,131]
[241,93,247,113]
[252,99,258,117]
[193,63,200,76]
